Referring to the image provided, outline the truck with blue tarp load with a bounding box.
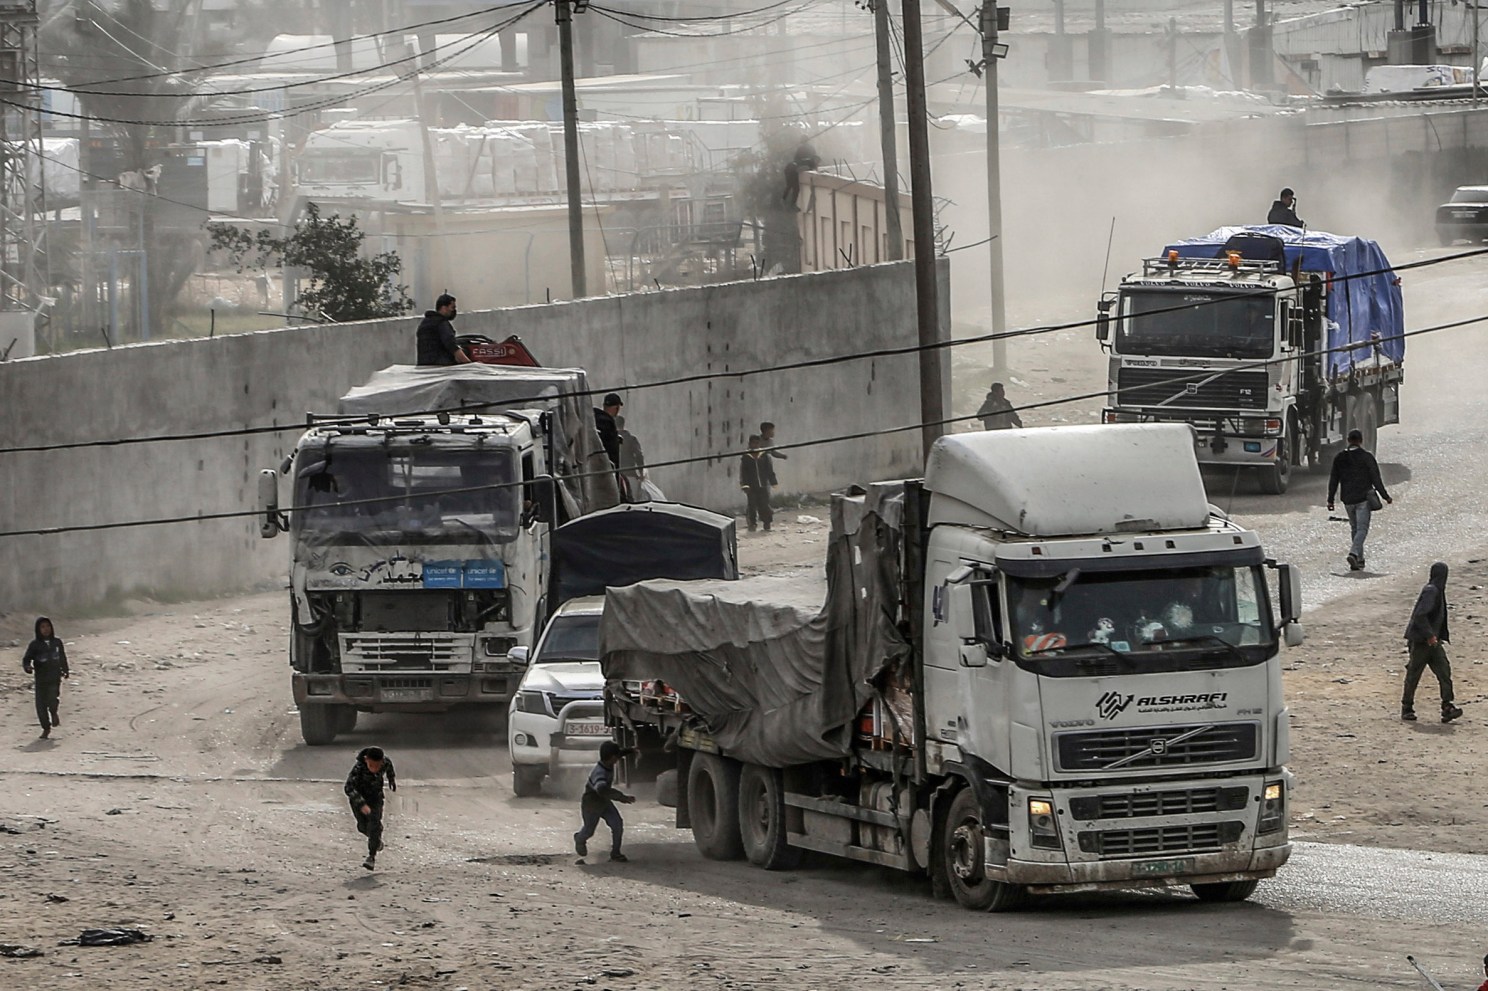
[256,364,619,745]
[1096,225,1405,494]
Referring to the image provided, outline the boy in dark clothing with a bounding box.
[22,617,69,739]
[574,741,635,863]
[344,746,397,870]
[1327,429,1392,570]
[1402,562,1461,723]
[739,435,773,532]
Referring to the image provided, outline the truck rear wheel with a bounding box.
[687,752,743,860]
[512,764,545,798]
[1190,879,1260,903]
[940,788,1025,912]
[737,763,802,870]
[299,704,338,746]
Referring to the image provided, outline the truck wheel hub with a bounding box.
[950,823,983,880]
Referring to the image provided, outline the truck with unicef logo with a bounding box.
[603,424,1301,908]
[258,364,618,745]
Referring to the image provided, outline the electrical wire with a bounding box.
[3,307,1484,540]
[4,244,1481,458]
[588,0,824,39]
[588,0,805,22]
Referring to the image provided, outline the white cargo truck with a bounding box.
[258,364,618,745]
[604,424,1302,908]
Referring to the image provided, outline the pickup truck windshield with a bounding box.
[1119,290,1275,359]
[1007,564,1272,673]
[536,615,601,663]
[294,446,520,544]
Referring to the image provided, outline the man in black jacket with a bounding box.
[1267,188,1304,227]
[22,617,68,739]
[344,746,397,870]
[1402,562,1462,723]
[739,435,773,532]
[415,294,471,366]
[1327,429,1392,571]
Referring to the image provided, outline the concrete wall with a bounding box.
[0,261,942,613]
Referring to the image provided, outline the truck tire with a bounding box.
[1256,449,1290,494]
[335,705,358,735]
[299,704,337,746]
[512,764,545,798]
[1190,879,1260,903]
[940,788,1025,912]
[737,763,802,870]
[687,752,744,860]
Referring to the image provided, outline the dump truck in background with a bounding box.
[258,364,619,745]
[1098,226,1405,494]
[603,424,1303,909]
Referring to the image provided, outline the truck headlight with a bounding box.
[515,690,552,716]
[1028,797,1062,849]
[1259,781,1285,834]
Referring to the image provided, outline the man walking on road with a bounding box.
[1327,429,1392,571]
[344,746,397,870]
[22,617,68,739]
[415,293,471,366]
[1402,562,1462,724]
[977,382,1023,431]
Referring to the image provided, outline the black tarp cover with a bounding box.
[552,502,737,605]
[601,483,912,767]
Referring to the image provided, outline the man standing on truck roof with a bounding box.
[344,746,397,871]
[1327,429,1392,571]
[1267,188,1305,228]
[574,741,635,864]
[415,293,471,366]
[1402,562,1463,724]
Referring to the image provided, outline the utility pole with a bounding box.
[557,0,586,298]
[873,1,904,261]
[1167,17,1177,91]
[1091,0,1107,83]
[1474,0,1481,108]
[900,0,945,458]
[981,2,1007,374]
[1223,0,1236,86]
[407,41,450,297]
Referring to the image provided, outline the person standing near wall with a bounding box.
[759,421,786,505]
[616,413,650,502]
[739,435,773,532]
[415,293,471,366]
[22,617,68,740]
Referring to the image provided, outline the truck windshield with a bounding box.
[299,151,380,185]
[293,446,520,544]
[1118,290,1275,359]
[1006,564,1272,672]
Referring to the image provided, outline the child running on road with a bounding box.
[574,741,635,863]
[344,745,397,870]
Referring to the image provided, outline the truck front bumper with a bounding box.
[1104,407,1286,470]
[1004,843,1288,894]
[292,671,522,710]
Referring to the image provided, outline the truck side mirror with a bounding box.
[1274,561,1305,646]
[258,469,284,538]
[529,475,556,524]
[508,645,530,667]
[1095,296,1115,342]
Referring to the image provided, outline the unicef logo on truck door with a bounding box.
[1096,691,1134,720]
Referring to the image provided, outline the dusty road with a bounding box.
[7,252,1488,990]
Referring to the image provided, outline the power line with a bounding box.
[588,0,824,38]
[3,308,1484,540]
[2,244,1478,458]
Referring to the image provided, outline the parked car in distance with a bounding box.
[507,596,606,797]
[1436,185,1488,245]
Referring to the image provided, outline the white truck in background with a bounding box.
[257,364,618,745]
[604,424,1301,909]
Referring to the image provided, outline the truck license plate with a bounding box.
[565,721,608,736]
[381,688,433,702]
[1132,857,1194,876]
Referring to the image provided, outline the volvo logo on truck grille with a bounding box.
[1096,691,1134,720]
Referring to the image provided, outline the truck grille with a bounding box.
[378,677,434,689]
[1116,367,1269,411]
[1077,821,1244,858]
[342,635,466,671]
[1056,723,1258,772]
[1069,786,1249,820]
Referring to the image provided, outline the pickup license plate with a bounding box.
[1131,857,1194,877]
[1453,210,1479,219]
[381,688,433,702]
[565,721,608,736]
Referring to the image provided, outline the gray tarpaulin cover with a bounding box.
[338,364,619,514]
[601,483,911,767]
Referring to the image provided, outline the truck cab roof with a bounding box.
[924,424,1212,537]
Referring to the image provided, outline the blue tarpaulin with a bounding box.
[1164,226,1404,380]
